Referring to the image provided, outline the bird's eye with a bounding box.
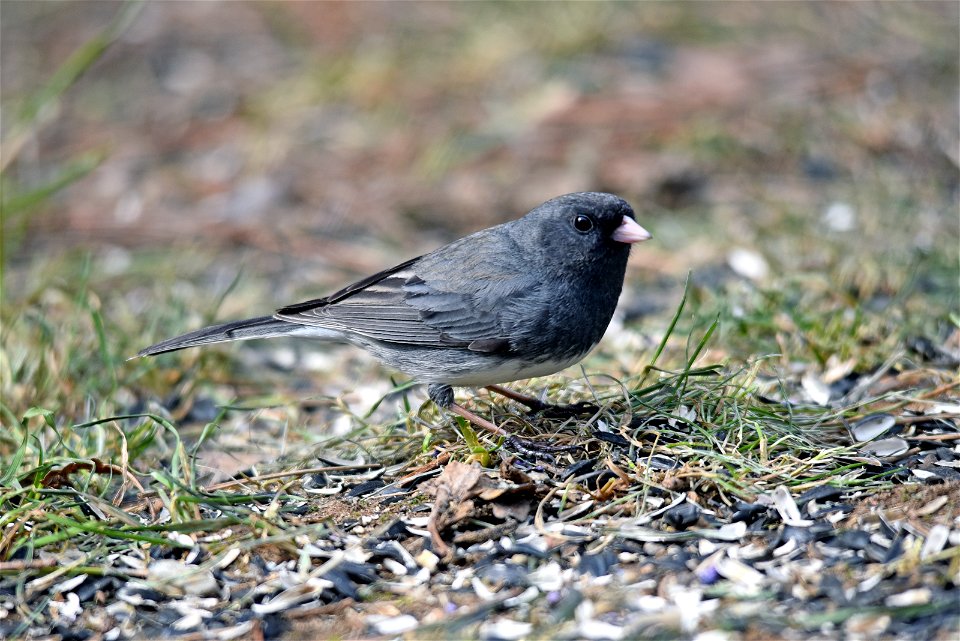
[573,214,594,233]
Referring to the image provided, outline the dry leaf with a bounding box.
[423,461,489,556]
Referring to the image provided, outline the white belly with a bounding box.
[440,351,590,387]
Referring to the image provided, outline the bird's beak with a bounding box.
[612,216,652,244]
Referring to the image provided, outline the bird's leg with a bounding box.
[484,384,599,418]
[484,384,550,411]
[427,384,580,460]
[428,384,508,437]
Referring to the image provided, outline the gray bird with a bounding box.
[138,192,651,435]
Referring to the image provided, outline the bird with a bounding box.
[137,192,651,437]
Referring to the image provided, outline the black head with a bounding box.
[497,192,651,360]
[512,192,651,271]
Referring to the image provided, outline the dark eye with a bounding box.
[573,214,594,233]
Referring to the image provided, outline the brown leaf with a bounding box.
[491,500,531,522]
[477,483,538,502]
[423,461,489,556]
[499,458,534,484]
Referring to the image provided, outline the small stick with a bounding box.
[121,463,382,512]
[0,559,58,572]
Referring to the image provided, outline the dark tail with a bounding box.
[136,316,303,357]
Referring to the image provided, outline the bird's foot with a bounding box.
[427,384,582,460]
[504,436,581,462]
[429,383,508,438]
[484,384,599,418]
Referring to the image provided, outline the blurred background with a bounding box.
[2,2,957,446]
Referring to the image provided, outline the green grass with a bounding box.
[2,270,953,573]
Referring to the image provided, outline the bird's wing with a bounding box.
[274,230,534,353]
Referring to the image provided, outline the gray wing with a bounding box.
[274,228,535,353]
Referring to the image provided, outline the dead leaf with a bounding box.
[491,500,531,522]
[423,461,489,556]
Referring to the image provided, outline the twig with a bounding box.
[120,463,381,512]
[909,433,960,442]
[0,559,58,572]
[201,463,382,492]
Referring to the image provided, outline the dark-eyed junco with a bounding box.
[139,192,651,436]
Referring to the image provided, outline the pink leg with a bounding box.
[485,384,548,410]
[447,402,509,437]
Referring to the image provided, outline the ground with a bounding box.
[1,3,958,640]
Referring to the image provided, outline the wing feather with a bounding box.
[274,228,537,352]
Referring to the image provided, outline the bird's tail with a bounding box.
[136,316,305,357]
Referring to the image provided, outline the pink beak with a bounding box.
[612,216,652,244]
